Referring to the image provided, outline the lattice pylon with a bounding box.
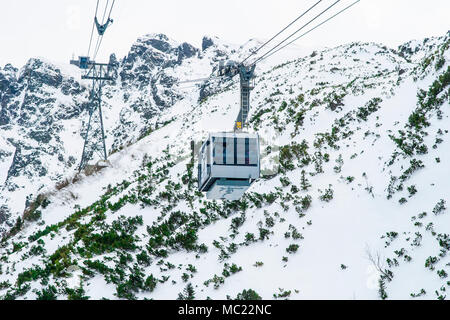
[78,63,112,172]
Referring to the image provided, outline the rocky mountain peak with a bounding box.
[18,58,64,89]
[0,31,448,301]
[1,63,18,76]
[201,36,215,51]
[397,30,450,62]
[135,33,177,53]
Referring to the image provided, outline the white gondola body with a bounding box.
[198,132,260,200]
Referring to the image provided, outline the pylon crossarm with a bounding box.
[81,62,114,81]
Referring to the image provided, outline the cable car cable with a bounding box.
[100,0,110,25]
[252,0,342,66]
[93,0,115,61]
[252,0,341,66]
[92,35,102,61]
[256,0,361,64]
[87,0,100,57]
[178,75,223,84]
[240,0,323,64]
[107,0,116,21]
[93,0,109,59]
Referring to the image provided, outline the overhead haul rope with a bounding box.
[177,0,361,88]
[256,0,361,64]
[240,0,324,64]
[178,74,227,84]
[178,77,212,84]
[93,0,116,61]
[87,0,100,57]
[101,0,110,23]
[252,0,342,66]
[91,0,108,59]
[92,0,109,60]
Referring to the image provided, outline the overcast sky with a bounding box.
[0,0,449,68]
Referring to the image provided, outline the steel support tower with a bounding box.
[71,60,114,171]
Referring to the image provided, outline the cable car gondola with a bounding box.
[195,0,361,200]
[198,132,260,200]
[198,63,259,200]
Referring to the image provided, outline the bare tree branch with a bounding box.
[365,244,393,282]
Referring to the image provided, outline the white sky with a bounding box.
[0,0,449,68]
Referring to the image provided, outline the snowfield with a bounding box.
[0,31,449,300]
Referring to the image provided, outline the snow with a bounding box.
[0,31,449,300]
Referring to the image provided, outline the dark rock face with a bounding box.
[116,33,200,142]
[19,58,63,89]
[202,36,214,51]
[0,56,91,194]
[199,79,225,102]
[144,33,172,53]
[5,142,48,183]
[3,64,18,74]
[5,146,20,180]
[198,62,232,102]
[397,31,450,61]
[0,205,10,225]
[120,37,169,87]
[108,53,120,83]
[0,32,230,233]
[0,65,20,126]
[61,78,84,96]
[177,42,198,62]
[0,149,12,161]
[29,130,53,144]
[109,53,119,67]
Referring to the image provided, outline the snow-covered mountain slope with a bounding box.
[0,34,297,234]
[0,31,449,300]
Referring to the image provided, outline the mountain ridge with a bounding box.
[0,30,449,300]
